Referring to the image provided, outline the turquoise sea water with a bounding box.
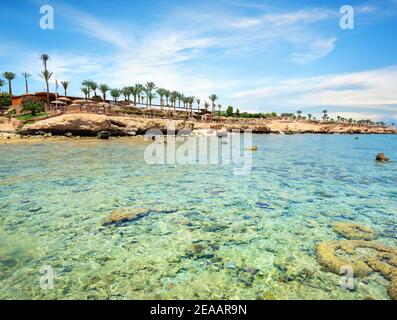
[0,134,396,300]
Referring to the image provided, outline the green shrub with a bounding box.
[0,93,11,108]
[22,101,44,116]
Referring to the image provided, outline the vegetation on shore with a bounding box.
[0,53,395,129]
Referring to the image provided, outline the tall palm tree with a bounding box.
[39,54,51,107]
[110,88,121,102]
[144,82,157,107]
[99,84,110,101]
[121,87,130,101]
[90,82,98,97]
[204,101,209,112]
[134,84,144,104]
[40,70,52,108]
[39,53,50,71]
[164,90,171,107]
[22,72,31,94]
[60,80,70,97]
[177,93,183,109]
[195,98,201,112]
[322,110,328,122]
[81,87,89,99]
[182,96,189,112]
[170,91,178,111]
[2,72,16,96]
[82,80,93,99]
[147,92,157,108]
[157,88,166,109]
[0,79,5,93]
[129,86,137,105]
[189,96,195,115]
[208,94,218,114]
[218,104,222,116]
[307,114,312,120]
[297,110,302,119]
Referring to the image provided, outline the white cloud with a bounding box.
[291,38,336,64]
[231,66,397,114]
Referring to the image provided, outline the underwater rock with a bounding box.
[388,278,397,300]
[246,146,257,151]
[262,291,276,300]
[332,221,377,240]
[316,240,397,300]
[376,153,390,162]
[102,208,150,226]
[255,202,270,209]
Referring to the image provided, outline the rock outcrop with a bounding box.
[13,113,397,136]
[376,153,390,162]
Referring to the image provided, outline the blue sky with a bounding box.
[1,0,397,122]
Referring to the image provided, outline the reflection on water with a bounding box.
[0,135,396,299]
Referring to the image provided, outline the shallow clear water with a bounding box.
[0,135,396,300]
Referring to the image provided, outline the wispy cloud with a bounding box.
[231,66,397,117]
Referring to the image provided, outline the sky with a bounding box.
[1,0,397,122]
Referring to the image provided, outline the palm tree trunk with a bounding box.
[8,80,12,96]
[46,81,50,111]
[25,80,29,94]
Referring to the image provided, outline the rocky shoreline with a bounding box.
[1,113,396,137]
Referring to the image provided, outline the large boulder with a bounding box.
[376,153,390,162]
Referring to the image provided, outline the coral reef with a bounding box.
[317,240,397,299]
[332,221,377,240]
[102,208,151,226]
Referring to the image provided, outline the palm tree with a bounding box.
[147,92,157,108]
[0,79,5,93]
[144,82,157,107]
[195,98,201,112]
[208,94,218,114]
[39,70,52,108]
[189,96,195,115]
[183,96,188,112]
[39,53,50,71]
[307,114,312,120]
[157,88,166,109]
[81,87,89,99]
[60,81,70,97]
[177,93,184,109]
[164,90,171,107]
[39,54,51,107]
[2,72,16,96]
[22,72,31,94]
[134,84,144,104]
[297,110,302,119]
[204,101,210,112]
[99,84,110,101]
[121,87,130,101]
[170,91,178,111]
[82,80,93,99]
[218,104,222,116]
[90,82,98,97]
[322,110,328,122]
[110,88,121,102]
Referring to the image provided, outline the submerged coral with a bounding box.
[102,208,151,226]
[317,240,397,299]
[332,221,377,240]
